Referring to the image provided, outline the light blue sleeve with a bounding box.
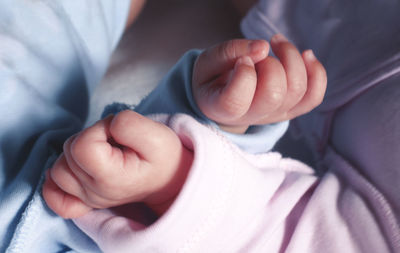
[0,1,130,252]
[105,49,289,154]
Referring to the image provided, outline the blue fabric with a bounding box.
[106,50,289,154]
[0,1,287,252]
[0,1,130,252]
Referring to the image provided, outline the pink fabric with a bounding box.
[74,114,399,252]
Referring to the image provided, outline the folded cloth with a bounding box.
[0,0,130,251]
[76,113,400,253]
[241,0,400,111]
[241,0,400,235]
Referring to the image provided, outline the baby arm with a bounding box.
[43,111,193,219]
[192,34,327,134]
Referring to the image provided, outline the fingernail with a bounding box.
[271,33,288,44]
[249,40,267,54]
[304,49,315,61]
[236,56,254,67]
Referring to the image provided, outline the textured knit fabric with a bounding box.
[3,0,399,252]
[73,1,400,252]
[0,1,287,252]
[75,113,400,252]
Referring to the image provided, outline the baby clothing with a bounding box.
[75,113,399,252]
[74,0,400,252]
[242,0,400,111]
[1,0,399,252]
[241,0,400,218]
[242,0,400,249]
[104,49,288,154]
[0,1,286,252]
[242,0,400,164]
[0,1,130,252]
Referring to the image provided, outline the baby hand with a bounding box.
[43,111,192,218]
[192,34,327,133]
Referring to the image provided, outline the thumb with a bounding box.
[202,56,257,123]
[193,39,269,85]
[109,110,179,162]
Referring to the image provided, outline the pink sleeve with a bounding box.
[74,114,399,253]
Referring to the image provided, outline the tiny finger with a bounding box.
[43,170,92,219]
[49,154,87,199]
[270,34,308,111]
[70,116,123,179]
[208,56,257,122]
[247,56,287,122]
[288,50,327,117]
[63,135,96,188]
[194,39,269,85]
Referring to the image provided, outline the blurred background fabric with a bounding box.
[87,0,242,125]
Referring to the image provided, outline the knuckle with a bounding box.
[290,78,307,96]
[280,42,299,57]
[110,110,139,138]
[69,137,90,166]
[286,43,299,54]
[70,132,87,154]
[50,164,64,182]
[83,191,106,209]
[219,40,237,60]
[219,95,248,118]
[112,110,131,130]
[51,155,68,176]
[96,175,117,190]
[266,89,285,107]
[264,78,286,106]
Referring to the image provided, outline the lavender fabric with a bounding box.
[241,0,400,230]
